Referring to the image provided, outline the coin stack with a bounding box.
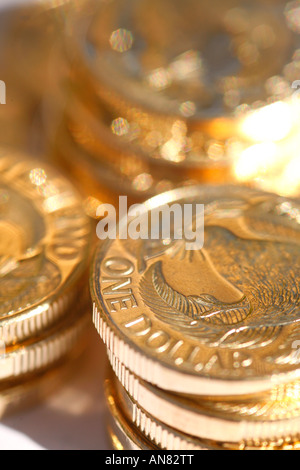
[44,0,300,219]
[0,150,92,417]
[90,185,300,450]
[37,0,300,450]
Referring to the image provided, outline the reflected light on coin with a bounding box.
[265,76,290,99]
[109,28,134,53]
[240,102,293,142]
[42,193,76,213]
[0,258,19,277]
[279,155,300,196]
[285,1,300,33]
[37,182,60,199]
[110,433,124,451]
[147,68,172,90]
[278,200,300,224]
[29,168,47,186]
[233,142,278,181]
[132,173,153,192]
[277,201,300,225]
[83,196,103,219]
[179,101,196,118]
[111,117,130,136]
[160,138,186,162]
[169,50,203,81]
[207,141,225,161]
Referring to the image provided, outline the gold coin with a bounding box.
[0,0,90,99]
[68,1,299,130]
[0,336,87,419]
[107,362,300,450]
[115,371,300,450]
[107,425,148,451]
[0,152,91,345]
[107,367,228,450]
[91,185,300,396]
[69,0,296,123]
[105,376,157,450]
[0,300,90,382]
[50,116,229,211]
[105,368,218,450]
[64,85,234,182]
[65,89,300,198]
[109,349,300,443]
[50,122,155,204]
[65,0,300,197]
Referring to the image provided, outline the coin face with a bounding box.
[74,0,298,120]
[0,153,91,344]
[91,185,300,395]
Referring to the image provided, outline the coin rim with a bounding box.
[91,184,300,396]
[108,347,300,443]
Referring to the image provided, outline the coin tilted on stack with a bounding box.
[44,0,300,214]
[90,185,300,450]
[0,150,92,417]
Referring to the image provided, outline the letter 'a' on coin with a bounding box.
[0,151,91,345]
[91,185,300,396]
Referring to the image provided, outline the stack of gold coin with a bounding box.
[90,185,300,450]
[44,0,300,215]
[0,149,92,417]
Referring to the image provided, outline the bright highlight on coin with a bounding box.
[111,117,130,136]
[240,102,294,142]
[29,168,47,186]
[109,28,134,53]
[0,154,91,345]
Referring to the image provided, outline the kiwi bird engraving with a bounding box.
[138,198,300,350]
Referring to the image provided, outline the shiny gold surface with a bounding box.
[69,0,297,123]
[109,349,300,443]
[1,0,300,449]
[54,120,230,203]
[91,185,300,396]
[105,368,158,450]
[62,0,300,197]
[109,365,300,450]
[0,153,91,344]
[0,302,90,382]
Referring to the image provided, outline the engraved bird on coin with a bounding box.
[137,196,300,351]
